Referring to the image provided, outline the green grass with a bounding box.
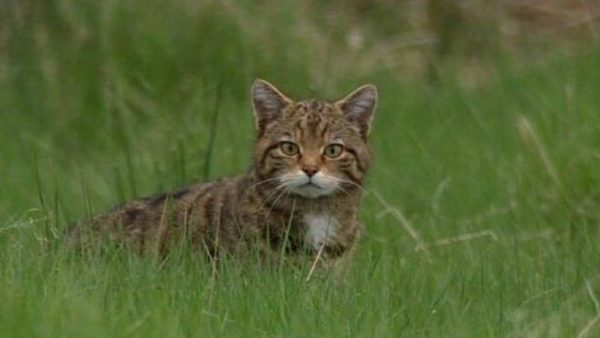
[1,1,600,337]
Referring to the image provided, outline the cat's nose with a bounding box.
[302,167,319,177]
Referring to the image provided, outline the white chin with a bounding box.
[292,184,334,198]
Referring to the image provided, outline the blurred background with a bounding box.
[2,2,600,336]
[0,0,599,225]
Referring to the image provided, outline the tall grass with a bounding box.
[1,1,599,337]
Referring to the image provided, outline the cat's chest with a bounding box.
[302,213,339,250]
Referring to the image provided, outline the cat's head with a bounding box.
[251,79,377,199]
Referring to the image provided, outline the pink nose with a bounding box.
[302,168,318,177]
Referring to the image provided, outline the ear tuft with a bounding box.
[336,84,378,137]
[251,79,291,133]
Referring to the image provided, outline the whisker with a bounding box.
[262,183,288,205]
[246,177,282,191]
[336,178,364,192]
[263,178,296,206]
[321,176,365,193]
[265,185,293,218]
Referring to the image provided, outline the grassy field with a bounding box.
[1,1,600,337]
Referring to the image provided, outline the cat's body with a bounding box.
[73,80,377,265]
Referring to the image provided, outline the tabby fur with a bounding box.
[72,80,378,265]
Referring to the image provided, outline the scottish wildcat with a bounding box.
[73,80,377,265]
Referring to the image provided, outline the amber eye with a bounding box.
[323,144,344,158]
[280,141,300,156]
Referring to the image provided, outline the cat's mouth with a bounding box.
[292,181,332,198]
[300,182,321,189]
[279,172,337,198]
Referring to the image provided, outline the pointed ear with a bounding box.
[336,84,378,137]
[251,79,292,133]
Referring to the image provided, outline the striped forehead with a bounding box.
[293,100,329,115]
[286,100,335,138]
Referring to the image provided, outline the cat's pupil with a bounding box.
[281,142,299,155]
[324,144,343,158]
